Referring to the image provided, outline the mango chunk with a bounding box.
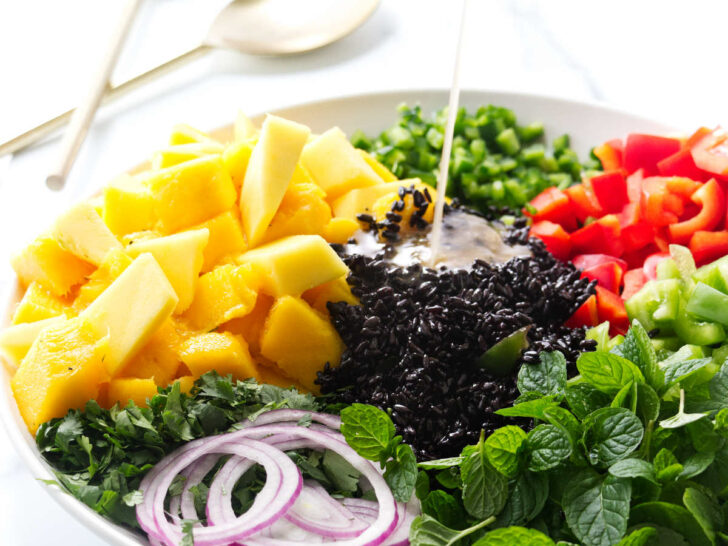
[331,179,425,221]
[254,361,308,392]
[107,377,158,408]
[237,235,348,297]
[175,375,196,394]
[121,318,186,387]
[169,123,217,146]
[81,253,178,376]
[73,248,133,312]
[356,149,397,182]
[151,142,224,170]
[103,175,156,236]
[223,139,254,192]
[240,115,311,247]
[183,264,258,332]
[0,316,66,371]
[322,217,359,244]
[301,128,383,200]
[262,182,332,244]
[11,234,94,296]
[179,332,257,380]
[220,293,274,356]
[11,317,109,433]
[260,296,343,392]
[146,155,237,233]
[126,229,209,314]
[234,111,258,142]
[53,202,122,267]
[12,282,70,324]
[303,276,358,316]
[192,211,247,273]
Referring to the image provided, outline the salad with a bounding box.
[2,103,728,546]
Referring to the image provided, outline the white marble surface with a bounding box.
[2,0,728,543]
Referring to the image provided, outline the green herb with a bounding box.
[340,403,417,502]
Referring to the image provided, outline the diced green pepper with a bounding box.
[657,258,681,281]
[495,128,520,156]
[651,337,683,352]
[385,126,415,149]
[686,282,728,325]
[552,134,570,155]
[625,279,681,332]
[517,122,544,143]
[586,321,611,351]
[674,299,726,346]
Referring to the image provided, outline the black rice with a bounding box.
[317,220,596,460]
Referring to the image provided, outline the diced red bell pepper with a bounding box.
[690,230,728,266]
[595,285,629,335]
[565,184,603,224]
[589,171,629,213]
[686,127,714,149]
[691,127,728,177]
[618,202,641,227]
[626,169,645,202]
[621,221,654,252]
[570,215,623,257]
[621,269,648,301]
[593,139,624,171]
[622,244,660,270]
[641,177,682,226]
[565,294,599,328]
[530,220,571,261]
[668,178,726,243]
[624,134,681,175]
[657,149,710,181]
[643,251,670,280]
[665,177,702,199]
[581,262,624,293]
[524,187,577,231]
[572,253,628,272]
[654,232,670,252]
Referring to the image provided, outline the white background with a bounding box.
[1,0,728,543]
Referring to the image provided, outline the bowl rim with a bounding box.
[0,87,680,545]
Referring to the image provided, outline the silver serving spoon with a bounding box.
[2,0,380,166]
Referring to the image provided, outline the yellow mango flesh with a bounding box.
[220,293,273,356]
[169,123,217,145]
[146,155,237,233]
[120,318,186,387]
[193,211,247,273]
[0,316,66,371]
[11,318,109,433]
[331,179,426,221]
[179,332,257,380]
[72,248,133,312]
[254,361,307,392]
[303,276,358,316]
[223,140,254,192]
[301,127,383,200]
[182,264,258,332]
[262,183,332,244]
[356,148,398,182]
[103,175,156,236]
[234,110,258,142]
[237,235,348,297]
[175,375,196,394]
[240,115,311,248]
[81,253,178,376]
[11,234,94,296]
[126,228,209,314]
[107,377,158,408]
[260,296,343,392]
[152,142,224,170]
[12,282,70,324]
[322,217,359,244]
[53,202,122,266]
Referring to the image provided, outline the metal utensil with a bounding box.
[2,0,380,161]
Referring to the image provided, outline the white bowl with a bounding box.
[0,89,677,545]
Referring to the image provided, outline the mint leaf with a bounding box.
[615,527,657,546]
[683,487,722,544]
[708,358,728,406]
[340,403,395,459]
[409,514,496,546]
[384,443,418,502]
[635,383,660,424]
[680,451,715,480]
[421,490,466,530]
[461,435,508,519]
[526,424,571,471]
[662,358,711,388]
[484,425,527,478]
[496,396,559,419]
[653,448,683,482]
[630,502,712,546]
[563,470,631,546]
[418,457,464,470]
[473,526,555,545]
[608,458,658,484]
[620,321,663,390]
[565,383,610,419]
[577,352,645,395]
[495,471,549,527]
[583,408,644,467]
[517,351,567,398]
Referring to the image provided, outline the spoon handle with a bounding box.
[46,0,144,190]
